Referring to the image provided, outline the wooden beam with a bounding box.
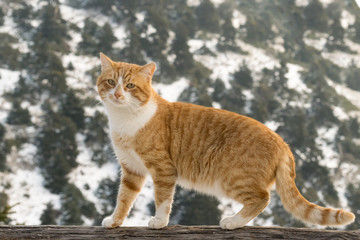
[0,225,359,240]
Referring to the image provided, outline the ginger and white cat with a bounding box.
[97,53,355,230]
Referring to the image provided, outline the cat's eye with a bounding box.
[107,79,116,86]
[126,83,135,89]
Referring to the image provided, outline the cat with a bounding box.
[97,52,355,230]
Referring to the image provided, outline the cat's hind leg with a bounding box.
[148,169,177,229]
[220,189,270,230]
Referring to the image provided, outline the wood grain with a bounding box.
[0,225,359,240]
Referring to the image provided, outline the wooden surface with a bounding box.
[0,225,359,240]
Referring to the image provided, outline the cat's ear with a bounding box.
[100,52,113,72]
[140,62,156,81]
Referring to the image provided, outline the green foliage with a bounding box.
[0,7,4,26]
[34,3,69,52]
[0,123,10,172]
[171,22,195,75]
[243,14,275,43]
[172,188,221,225]
[304,0,328,32]
[78,19,116,56]
[195,0,220,33]
[97,22,117,54]
[276,107,321,162]
[12,2,33,32]
[349,15,360,43]
[0,33,21,70]
[78,18,99,56]
[60,183,97,225]
[233,63,253,89]
[250,79,280,123]
[298,161,339,206]
[0,193,16,224]
[325,16,346,52]
[345,61,360,91]
[84,111,112,167]
[148,187,221,226]
[94,175,119,225]
[36,103,79,193]
[6,101,32,126]
[121,23,145,64]
[346,184,360,230]
[60,90,85,130]
[40,202,58,225]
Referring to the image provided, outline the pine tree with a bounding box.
[78,18,99,56]
[0,123,9,172]
[34,2,68,51]
[195,0,220,33]
[345,61,360,91]
[121,24,145,64]
[40,202,58,225]
[94,176,119,225]
[60,183,97,225]
[350,16,360,43]
[0,193,15,224]
[60,89,85,130]
[12,2,33,32]
[250,79,280,123]
[346,184,360,230]
[97,22,117,54]
[212,79,227,103]
[171,22,194,75]
[304,0,328,32]
[6,101,32,126]
[326,16,345,51]
[170,188,221,225]
[0,7,4,26]
[36,103,79,193]
[233,63,253,89]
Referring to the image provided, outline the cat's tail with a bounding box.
[275,151,355,226]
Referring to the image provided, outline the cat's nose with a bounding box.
[114,91,123,99]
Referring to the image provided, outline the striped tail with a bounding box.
[275,153,355,226]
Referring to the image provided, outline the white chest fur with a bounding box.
[105,99,157,137]
[105,99,157,176]
[114,148,149,176]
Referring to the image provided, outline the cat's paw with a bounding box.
[102,216,121,228]
[148,216,168,229]
[220,215,249,230]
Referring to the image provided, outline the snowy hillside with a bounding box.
[0,0,359,229]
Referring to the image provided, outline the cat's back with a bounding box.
[164,101,284,158]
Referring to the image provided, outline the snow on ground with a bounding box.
[341,10,355,29]
[232,10,246,29]
[285,63,311,94]
[191,38,279,88]
[68,134,118,213]
[0,168,61,225]
[327,78,360,114]
[303,31,327,51]
[153,78,189,102]
[322,50,360,68]
[316,126,339,169]
[0,69,20,123]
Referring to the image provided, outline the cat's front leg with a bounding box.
[148,171,176,229]
[102,165,146,228]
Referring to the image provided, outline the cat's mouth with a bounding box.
[107,95,126,107]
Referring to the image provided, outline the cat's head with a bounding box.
[97,53,156,109]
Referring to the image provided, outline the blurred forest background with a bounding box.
[0,0,360,229]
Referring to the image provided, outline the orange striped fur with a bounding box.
[97,53,355,229]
